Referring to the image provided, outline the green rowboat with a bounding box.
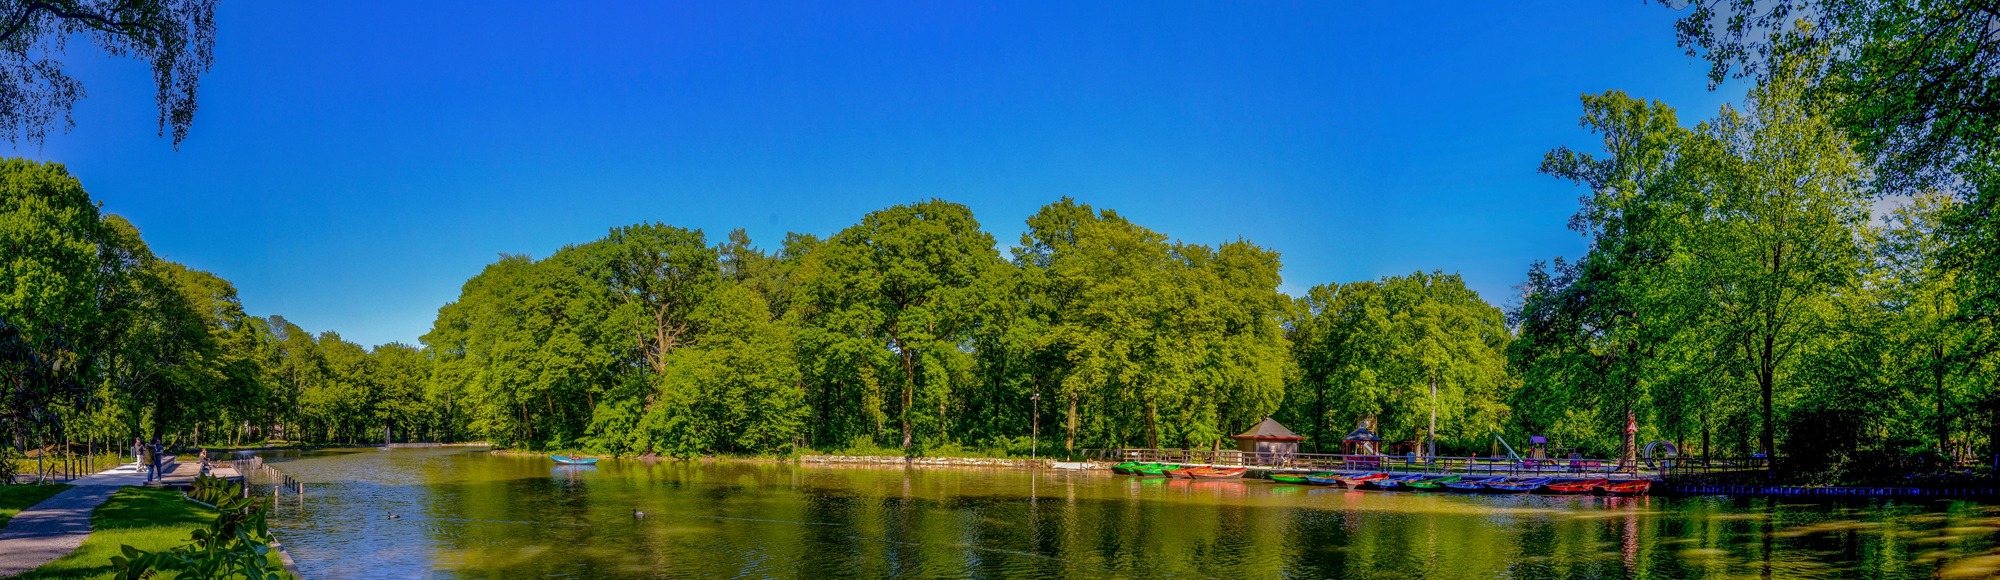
[1402,475,1464,490]
[1269,474,1310,484]
[1133,464,1182,476]
[1112,462,1143,474]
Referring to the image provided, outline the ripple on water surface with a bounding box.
[253,448,2000,579]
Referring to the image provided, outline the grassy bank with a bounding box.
[15,487,289,579]
[0,484,71,527]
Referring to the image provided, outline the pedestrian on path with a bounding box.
[144,438,161,481]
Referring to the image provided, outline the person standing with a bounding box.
[146,438,162,481]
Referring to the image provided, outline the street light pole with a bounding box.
[1031,393,1041,461]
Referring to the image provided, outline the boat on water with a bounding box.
[1538,478,1609,495]
[1269,474,1311,484]
[1594,480,1652,496]
[1364,473,1429,490]
[1400,475,1465,490]
[550,455,598,465]
[1481,477,1553,494]
[1132,464,1182,476]
[1326,472,1389,487]
[1441,476,1505,492]
[1192,467,1247,480]
[1166,466,1248,480]
[1112,462,1144,474]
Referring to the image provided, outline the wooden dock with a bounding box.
[143,455,245,489]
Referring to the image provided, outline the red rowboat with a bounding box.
[1594,480,1651,496]
[1332,472,1389,487]
[1539,479,1608,494]
[1167,466,1248,479]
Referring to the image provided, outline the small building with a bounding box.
[1233,417,1304,465]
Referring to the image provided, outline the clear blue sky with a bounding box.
[8,1,1744,348]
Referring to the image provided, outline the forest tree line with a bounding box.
[3,2,1996,481]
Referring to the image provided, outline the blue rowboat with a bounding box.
[1483,477,1553,494]
[1442,476,1506,492]
[551,455,599,465]
[1363,473,1427,490]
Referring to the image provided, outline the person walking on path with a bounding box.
[0,462,149,575]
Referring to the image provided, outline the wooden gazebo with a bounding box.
[1233,417,1304,465]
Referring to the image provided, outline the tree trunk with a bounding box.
[897,338,916,449]
[1938,341,1949,455]
[1066,393,1078,453]
[1144,402,1159,449]
[1759,332,1776,459]
[1623,408,1637,467]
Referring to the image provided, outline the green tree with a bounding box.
[795,200,1002,450]
[1289,273,1511,454]
[0,159,107,447]
[0,0,219,145]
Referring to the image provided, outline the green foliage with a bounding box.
[1284,272,1512,453]
[110,475,283,580]
[0,1,217,146]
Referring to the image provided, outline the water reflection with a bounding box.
[254,448,2000,579]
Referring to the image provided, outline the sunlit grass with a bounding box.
[16,487,289,579]
[0,484,71,528]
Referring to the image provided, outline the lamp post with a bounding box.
[1031,393,1041,462]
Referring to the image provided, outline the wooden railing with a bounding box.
[1078,449,1772,480]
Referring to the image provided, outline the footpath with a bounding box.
[0,462,149,576]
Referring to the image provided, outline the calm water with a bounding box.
[251,447,2000,579]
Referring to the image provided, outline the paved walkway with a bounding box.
[0,462,150,576]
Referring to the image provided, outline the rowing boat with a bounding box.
[550,455,598,465]
[1441,476,1504,492]
[1363,473,1426,490]
[1594,480,1652,496]
[1481,477,1553,494]
[1538,478,1608,494]
[1328,472,1389,487]
[1400,475,1464,490]
[1167,466,1248,479]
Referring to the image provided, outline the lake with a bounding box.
[251,447,2000,579]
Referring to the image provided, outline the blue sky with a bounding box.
[9,2,1744,348]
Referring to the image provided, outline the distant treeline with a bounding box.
[5,3,1998,482]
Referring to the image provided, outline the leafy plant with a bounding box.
[111,474,285,580]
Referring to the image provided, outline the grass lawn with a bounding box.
[16,487,289,579]
[0,484,72,528]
